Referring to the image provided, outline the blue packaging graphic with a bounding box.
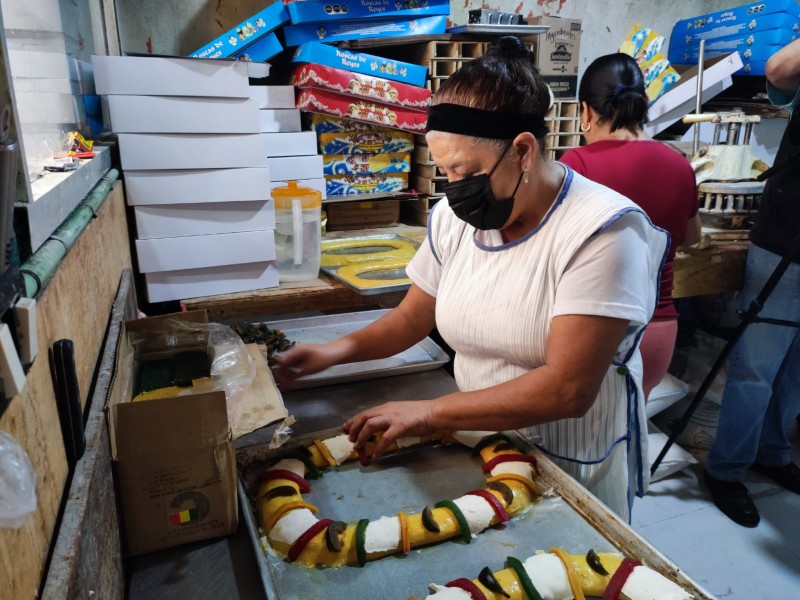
[672,1,800,43]
[292,41,428,86]
[671,10,800,48]
[668,29,800,64]
[287,0,450,25]
[232,32,283,63]
[282,15,447,47]
[190,3,290,59]
[670,42,786,64]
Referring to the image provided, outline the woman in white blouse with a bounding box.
[274,36,667,521]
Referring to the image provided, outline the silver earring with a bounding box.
[580,122,591,133]
[523,172,529,184]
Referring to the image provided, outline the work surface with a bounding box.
[127,370,458,599]
[182,223,748,321]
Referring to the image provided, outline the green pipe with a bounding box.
[22,168,120,298]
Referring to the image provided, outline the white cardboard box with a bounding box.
[259,108,302,132]
[118,133,269,170]
[136,229,276,273]
[267,155,323,181]
[145,261,279,302]
[125,168,270,206]
[264,132,317,157]
[270,178,327,200]
[107,96,260,134]
[250,85,296,109]
[92,55,251,97]
[134,201,276,239]
[644,53,744,137]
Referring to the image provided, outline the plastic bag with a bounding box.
[0,430,37,528]
[128,318,256,424]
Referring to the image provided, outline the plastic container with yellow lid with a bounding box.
[272,181,323,283]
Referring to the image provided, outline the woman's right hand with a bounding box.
[271,343,343,387]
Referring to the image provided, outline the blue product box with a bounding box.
[232,31,283,62]
[292,41,428,86]
[669,42,785,64]
[282,15,447,47]
[287,0,450,25]
[190,3,290,59]
[668,29,800,64]
[671,1,800,45]
[737,59,768,75]
[671,10,800,48]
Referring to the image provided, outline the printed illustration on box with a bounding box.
[292,63,432,109]
[323,152,411,175]
[293,42,428,87]
[619,24,680,102]
[298,89,427,133]
[286,0,451,25]
[282,15,447,47]
[318,129,414,154]
[190,3,290,59]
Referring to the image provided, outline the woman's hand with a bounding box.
[271,343,343,387]
[343,400,437,460]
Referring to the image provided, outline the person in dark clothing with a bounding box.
[704,38,800,527]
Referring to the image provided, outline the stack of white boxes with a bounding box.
[92,55,282,303]
[253,85,326,199]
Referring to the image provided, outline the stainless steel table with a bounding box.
[127,369,459,600]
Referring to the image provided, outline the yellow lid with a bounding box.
[271,181,322,209]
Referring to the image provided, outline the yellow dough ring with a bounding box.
[258,436,540,567]
[333,258,411,288]
[321,238,416,267]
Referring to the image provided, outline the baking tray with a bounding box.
[265,309,448,390]
[237,429,716,600]
[320,233,420,296]
[446,24,549,36]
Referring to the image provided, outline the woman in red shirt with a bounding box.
[560,53,701,400]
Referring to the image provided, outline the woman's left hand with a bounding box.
[343,400,437,460]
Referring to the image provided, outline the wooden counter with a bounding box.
[181,225,748,320]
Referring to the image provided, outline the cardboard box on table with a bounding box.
[189,2,289,59]
[670,0,800,47]
[286,0,450,25]
[264,131,318,157]
[133,200,276,239]
[125,168,271,206]
[117,133,269,170]
[282,15,447,47]
[292,41,428,87]
[259,108,303,133]
[249,85,296,109]
[267,155,324,181]
[92,55,252,97]
[529,16,582,99]
[108,311,288,555]
[106,96,261,134]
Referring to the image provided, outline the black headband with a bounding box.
[426,103,549,140]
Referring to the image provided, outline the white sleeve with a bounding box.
[406,236,441,297]
[553,213,662,329]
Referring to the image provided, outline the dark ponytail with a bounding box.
[579,53,649,133]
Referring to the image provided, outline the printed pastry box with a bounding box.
[670,41,784,64]
[325,199,401,230]
[672,10,800,48]
[323,152,411,175]
[307,112,397,134]
[326,173,409,196]
[190,2,289,59]
[286,0,450,25]
[317,129,414,155]
[231,31,283,63]
[668,29,800,64]
[297,88,427,133]
[671,0,800,47]
[292,63,431,110]
[292,41,428,87]
[282,15,447,47]
[529,16,582,98]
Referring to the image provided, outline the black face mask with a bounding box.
[444,149,524,230]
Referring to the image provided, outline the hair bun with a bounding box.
[486,36,532,61]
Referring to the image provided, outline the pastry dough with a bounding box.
[334,258,411,289]
[321,238,416,267]
[256,432,540,567]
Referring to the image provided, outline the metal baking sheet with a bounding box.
[266,309,448,390]
[446,24,549,36]
[321,233,420,296]
[237,429,715,600]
